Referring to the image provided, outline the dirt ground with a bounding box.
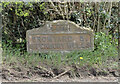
[2,75,118,82]
[1,64,119,82]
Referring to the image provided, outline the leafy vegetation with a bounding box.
[2,32,118,70]
[2,2,118,49]
[1,2,118,79]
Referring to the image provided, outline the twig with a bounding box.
[58,1,65,19]
[107,2,112,35]
[97,3,100,32]
[103,2,108,30]
[54,69,71,79]
[49,0,63,18]
[39,66,55,77]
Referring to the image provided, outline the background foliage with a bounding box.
[2,2,118,50]
[1,2,118,79]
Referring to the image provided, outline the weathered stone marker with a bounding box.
[26,20,94,53]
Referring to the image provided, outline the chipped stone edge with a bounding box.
[26,20,94,53]
[27,20,93,32]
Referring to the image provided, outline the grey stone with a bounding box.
[26,20,94,53]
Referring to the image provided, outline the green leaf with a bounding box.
[24,12,29,17]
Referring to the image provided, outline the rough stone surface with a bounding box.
[26,20,94,53]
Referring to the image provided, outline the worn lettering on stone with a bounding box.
[26,20,94,53]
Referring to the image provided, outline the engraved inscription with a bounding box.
[51,24,68,31]
[28,34,91,51]
[26,20,94,52]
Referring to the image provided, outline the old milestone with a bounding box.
[26,20,94,53]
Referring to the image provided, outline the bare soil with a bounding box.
[1,63,119,82]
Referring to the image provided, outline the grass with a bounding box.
[2,33,118,77]
[2,42,118,70]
